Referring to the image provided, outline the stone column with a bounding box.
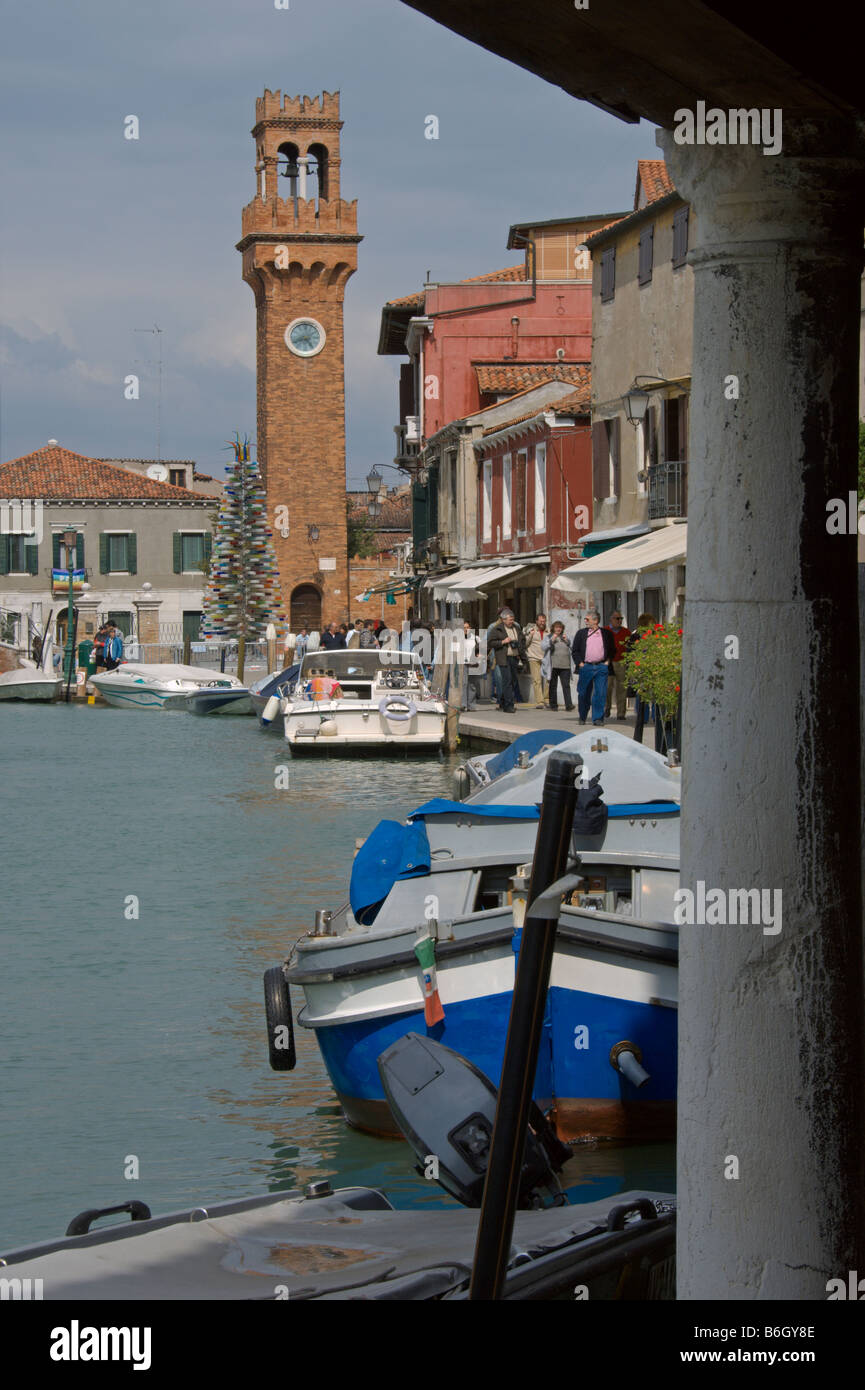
[659,121,865,1299]
[133,597,162,662]
[75,598,101,642]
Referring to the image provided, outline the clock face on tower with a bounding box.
[285,317,326,357]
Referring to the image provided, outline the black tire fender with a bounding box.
[264,966,296,1071]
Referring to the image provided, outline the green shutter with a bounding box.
[203,532,212,564]
[173,533,183,573]
[99,533,109,574]
[76,533,85,570]
[26,542,39,575]
[52,534,61,569]
[127,533,137,575]
[0,536,9,576]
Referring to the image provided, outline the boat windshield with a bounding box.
[299,650,421,681]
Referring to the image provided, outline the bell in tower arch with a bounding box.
[277,142,300,199]
[307,143,330,202]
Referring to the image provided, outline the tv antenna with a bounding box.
[134,324,163,460]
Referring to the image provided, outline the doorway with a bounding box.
[290,584,322,631]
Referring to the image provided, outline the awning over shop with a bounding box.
[556,523,687,592]
[428,567,481,599]
[578,523,650,560]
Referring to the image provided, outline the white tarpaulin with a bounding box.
[556,524,687,593]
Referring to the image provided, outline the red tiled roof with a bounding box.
[475,362,590,394]
[635,160,675,208]
[386,263,526,308]
[0,446,207,501]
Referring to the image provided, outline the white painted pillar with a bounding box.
[660,121,865,1298]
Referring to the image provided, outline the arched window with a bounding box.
[307,143,330,201]
[290,584,322,632]
[277,142,300,198]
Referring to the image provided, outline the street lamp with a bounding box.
[623,387,651,425]
[366,467,383,498]
[622,375,680,426]
[62,527,78,684]
[307,524,320,542]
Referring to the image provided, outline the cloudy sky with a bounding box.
[0,0,655,486]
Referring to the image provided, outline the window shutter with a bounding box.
[26,542,39,575]
[76,533,85,570]
[592,421,609,500]
[203,532,212,564]
[638,225,654,286]
[52,534,61,569]
[600,247,616,303]
[173,533,182,573]
[99,533,109,574]
[611,418,621,497]
[128,533,138,575]
[0,536,9,576]
[673,206,689,267]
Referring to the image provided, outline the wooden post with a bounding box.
[237,635,246,684]
[182,635,191,666]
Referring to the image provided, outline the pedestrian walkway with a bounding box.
[458,699,637,747]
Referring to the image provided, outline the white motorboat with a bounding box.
[0,664,63,702]
[281,649,447,752]
[90,663,245,710]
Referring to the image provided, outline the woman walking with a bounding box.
[542,621,575,712]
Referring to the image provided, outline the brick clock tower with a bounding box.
[238,90,361,629]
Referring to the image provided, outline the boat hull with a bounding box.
[284,702,446,751]
[291,919,677,1143]
[0,676,63,701]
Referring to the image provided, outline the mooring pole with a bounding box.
[469,749,581,1300]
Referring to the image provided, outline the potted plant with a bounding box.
[620,620,683,755]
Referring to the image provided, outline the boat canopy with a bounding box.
[350,819,431,924]
[300,650,420,680]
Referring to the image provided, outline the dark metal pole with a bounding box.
[469,750,582,1300]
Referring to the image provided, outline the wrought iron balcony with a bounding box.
[648,459,688,520]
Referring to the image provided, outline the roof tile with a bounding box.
[475,361,590,394]
[0,446,207,501]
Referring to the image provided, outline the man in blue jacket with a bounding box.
[103,624,124,670]
[571,611,615,725]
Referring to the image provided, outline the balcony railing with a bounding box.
[648,459,688,520]
[393,423,420,468]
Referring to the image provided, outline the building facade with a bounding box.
[238,90,361,631]
[378,209,622,581]
[572,161,693,623]
[0,445,216,651]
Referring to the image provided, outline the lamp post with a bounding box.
[62,527,78,684]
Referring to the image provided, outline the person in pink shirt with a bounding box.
[571,611,616,725]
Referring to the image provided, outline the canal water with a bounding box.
[0,702,673,1249]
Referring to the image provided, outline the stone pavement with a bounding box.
[457,697,638,747]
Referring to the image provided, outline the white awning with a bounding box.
[428,567,475,598]
[472,562,538,592]
[556,524,687,592]
[441,566,506,600]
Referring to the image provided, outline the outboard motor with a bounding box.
[378,1032,570,1209]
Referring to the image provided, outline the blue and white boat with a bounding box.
[273,729,680,1143]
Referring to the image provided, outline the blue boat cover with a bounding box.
[407,797,679,822]
[350,819,431,924]
[408,799,541,821]
[483,729,574,781]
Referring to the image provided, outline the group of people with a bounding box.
[88,621,124,672]
[463,607,655,727]
[293,618,389,663]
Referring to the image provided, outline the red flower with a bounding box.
[675,684,680,691]
[677,628,683,635]
[635,660,641,667]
